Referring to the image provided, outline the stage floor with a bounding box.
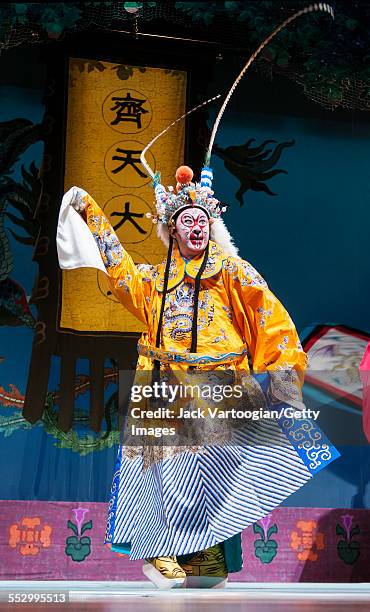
[0,582,370,611]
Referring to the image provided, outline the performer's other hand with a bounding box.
[70,186,89,213]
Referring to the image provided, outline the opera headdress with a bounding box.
[139,3,334,360]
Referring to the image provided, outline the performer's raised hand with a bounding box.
[69,186,89,213]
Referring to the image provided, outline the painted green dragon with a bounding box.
[0,369,120,455]
[0,118,44,328]
[0,117,121,453]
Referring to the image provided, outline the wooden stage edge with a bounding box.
[0,581,370,601]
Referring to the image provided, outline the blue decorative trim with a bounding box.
[137,342,248,365]
[152,171,161,187]
[111,542,131,555]
[104,450,121,545]
[276,410,341,474]
[253,373,340,475]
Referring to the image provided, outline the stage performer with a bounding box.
[56,1,337,590]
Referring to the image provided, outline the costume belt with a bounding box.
[137,342,248,366]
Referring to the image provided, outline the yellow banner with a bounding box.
[61,58,187,333]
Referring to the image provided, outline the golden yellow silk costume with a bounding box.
[82,192,307,383]
[68,191,339,565]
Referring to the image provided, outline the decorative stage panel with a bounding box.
[61,58,187,333]
[1,501,369,582]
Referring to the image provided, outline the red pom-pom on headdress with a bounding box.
[175,165,193,185]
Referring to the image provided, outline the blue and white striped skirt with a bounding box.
[104,373,340,561]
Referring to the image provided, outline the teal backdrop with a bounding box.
[0,46,369,508]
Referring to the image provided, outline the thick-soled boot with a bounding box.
[179,544,228,588]
[142,556,186,589]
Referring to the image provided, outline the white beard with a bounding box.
[157,217,239,258]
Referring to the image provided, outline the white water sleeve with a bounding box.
[56,186,108,275]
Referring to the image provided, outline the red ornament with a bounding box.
[175,166,193,185]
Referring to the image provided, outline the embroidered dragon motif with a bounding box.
[163,282,214,342]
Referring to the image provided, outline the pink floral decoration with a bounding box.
[73,508,89,536]
[260,514,272,540]
[341,514,353,541]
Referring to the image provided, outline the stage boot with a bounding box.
[179,544,228,588]
[142,556,186,589]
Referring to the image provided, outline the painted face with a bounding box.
[174,207,209,258]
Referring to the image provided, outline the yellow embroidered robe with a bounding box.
[81,192,308,392]
[71,191,339,564]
